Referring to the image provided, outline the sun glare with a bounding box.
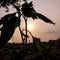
[27,23,34,30]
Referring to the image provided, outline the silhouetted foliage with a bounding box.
[0,0,57,60]
[21,1,55,52]
[0,12,20,47]
[0,0,55,50]
[0,38,60,60]
[0,0,19,7]
[22,2,55,25]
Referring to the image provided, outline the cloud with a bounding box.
[44,30,60,34]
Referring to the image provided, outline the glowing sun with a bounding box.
[27,23,34,30]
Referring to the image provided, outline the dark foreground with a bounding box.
[0,38,60,60]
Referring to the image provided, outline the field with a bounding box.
[0,38,60,60]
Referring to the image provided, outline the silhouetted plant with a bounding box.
[0,0,55,51]
[0,12,20,47]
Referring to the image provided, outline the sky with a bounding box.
[0,0,60,43]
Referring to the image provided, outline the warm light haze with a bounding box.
[0,0,60,43]
[27,23,34,31]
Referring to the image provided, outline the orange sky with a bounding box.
[0,0,60,43]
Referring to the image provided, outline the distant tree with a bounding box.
[0,0,55,50]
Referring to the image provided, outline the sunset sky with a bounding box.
[0,0,60,43]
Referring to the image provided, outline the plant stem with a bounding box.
[25,18,27,53]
